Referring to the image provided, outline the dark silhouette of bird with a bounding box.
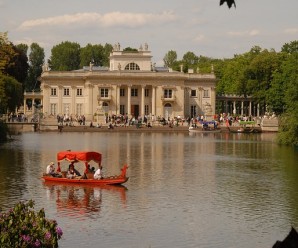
[220,0,236,8]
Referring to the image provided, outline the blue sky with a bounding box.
[1,0,298,66]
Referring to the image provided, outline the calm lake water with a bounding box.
[0,131,298,248]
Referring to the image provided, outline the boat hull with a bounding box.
[42,175,129,185]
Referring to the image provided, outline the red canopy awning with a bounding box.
[57,151,102,164]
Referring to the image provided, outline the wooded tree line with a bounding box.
[0,31,297,145]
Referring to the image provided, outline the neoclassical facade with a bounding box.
[38,43,216,122]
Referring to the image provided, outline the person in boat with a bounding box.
[46,162,56,176]
[82,164,95,179]
[67,163,81,179]
[94,165,103,180]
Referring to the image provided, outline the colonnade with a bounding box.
[216,97,265,117]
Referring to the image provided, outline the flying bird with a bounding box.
[220,0,236,8]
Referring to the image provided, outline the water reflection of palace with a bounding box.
[44,182,127,218]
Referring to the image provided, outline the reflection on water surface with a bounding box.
[0,132,297,248]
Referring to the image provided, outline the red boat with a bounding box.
[42,151,129,185]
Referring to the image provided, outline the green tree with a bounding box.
[182,51,198,72]
[281,40,298,54]
[0,32,16,72]
[0,74,23,113]
[26,43,45,91]
[80,43,105,67]
[4,45,29,87]
[277,53,298,146]
[163,50,177,68]
[123,47,138,52]
[16,43,29,55]
[49,41,81,71]
[102,43,113,67]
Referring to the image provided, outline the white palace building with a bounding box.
[24,43,217,123]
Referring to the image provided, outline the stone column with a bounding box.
[141,85,145,117]
[127,85,131,116]
[58,85,63,114]
[210,87,216,116]
[23,97,27,115]
[257,103,260,117]
[241,101,244,116]
[116,85,121,115]
[71,86,76,115]
[233,101,236,115]
[85,83,93,121]
[249,101,252,116]
[152,86,156,116]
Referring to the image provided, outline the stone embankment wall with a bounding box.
[261,118,279,132]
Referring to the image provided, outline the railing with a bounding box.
[161,95,176,102]
[97,95,111,101]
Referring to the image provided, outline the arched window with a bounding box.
[165,103,172,107]
[125,63,140,71]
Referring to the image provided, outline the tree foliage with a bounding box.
[79,43,113,68]
[276,53,298,145]
[4,45,29,87]
[0,32,17,73]
[163,50,177,68]
[0,74,23,113]
[49,41,81,71]
[26,43,45,91]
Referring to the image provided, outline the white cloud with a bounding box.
[18,11,177,30]
[227,29,260,37]
[284,28,298,34]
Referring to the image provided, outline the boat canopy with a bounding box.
[57,151,101,163]
[56,151,102,173]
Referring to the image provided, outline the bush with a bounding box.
[0,200,63,248]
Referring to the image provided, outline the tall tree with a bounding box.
[163,50,177,68]
[0,32,16,73]
[80,44,105,68]
[16,43,28,55]
[102,43,113,67]
[277,52,298,145]
[0,74,23,113]
[49,41,81,71]
[4,45,29,88]
[281,40,298,54]
[26,43,45,91]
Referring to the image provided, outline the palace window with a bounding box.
[131,88,138,97]
[191,105,197,118]
[64,88,70,96]
[76,104,83,115]
[125,63,140,71]
[50,104,57,115]
[203,89,209,98]
[51,88,57,96]
[145,105,149,115]
[120,105,125,115]
[145,89,149,97]
[100,88,109,98]
[191,89,197,97]
[120,88,125,97]
[164,89,172,98]
[77,88,83,96]
[63,104,70,114]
